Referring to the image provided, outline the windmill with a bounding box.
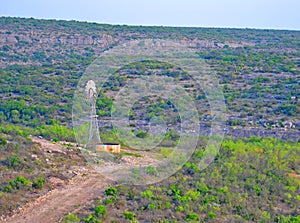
[85,80,100,147]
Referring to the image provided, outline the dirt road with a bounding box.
[3,138,110,223]
[4,171,109,223]
[3,137,158,222]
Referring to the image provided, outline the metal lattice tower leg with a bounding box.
[84,80,100,149]
[87,100,100,147]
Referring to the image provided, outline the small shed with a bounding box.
[95,143,120,154]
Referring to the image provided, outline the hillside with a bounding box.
[0,17,299,142]
[0,17,299,222]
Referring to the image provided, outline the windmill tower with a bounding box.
[85,80,100,148]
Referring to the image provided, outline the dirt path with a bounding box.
[3,138,159,222]
[4,171,109,223]
[3,138,111,223]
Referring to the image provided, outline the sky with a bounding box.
[1,0,300,30]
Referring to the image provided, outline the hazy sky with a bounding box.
[1,0,300,30]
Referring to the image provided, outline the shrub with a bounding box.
[208,211,216,219]
[2,185,12,193]
[62,213,80,223]
[94,205,106,218]
[177,205,184,212]
[140,189,155,200]
[16,176,31,186]
[84,214,102,223]
[0,137,7,145]
[9,176,31,190]
[104,198,113,205]
[135,130,148,138]
[32,177,46,189]
[186,213,199,221]
[105,186,117,196]
[145,166,159,176]
[165,201,171,209]
[5,155,20,169]
[123,211,135,220]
